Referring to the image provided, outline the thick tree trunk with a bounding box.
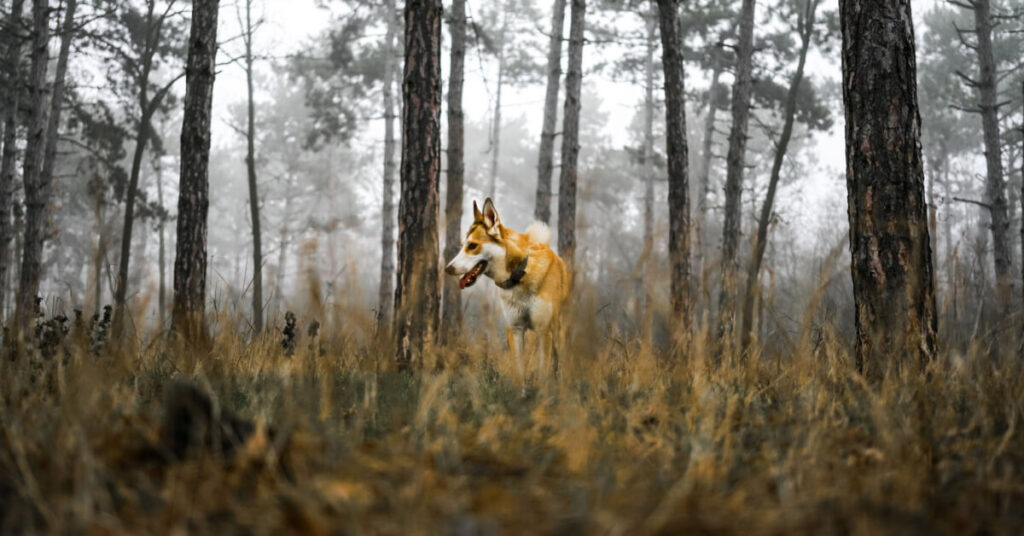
[740,0,817,353]
[15,0,49,328]
[971,0,1012,321]
[378,0,398,329]
[840,0,937,374]
[657,0,690,335]
[0,0,26,327]
[716,0,756,341]
[488,6,509,200]
[173,0,220,338]
[557,0,585,265]
[442,0,466,343]
[534,0,565,224]
[393,0,442,368]
[243,0,263,334]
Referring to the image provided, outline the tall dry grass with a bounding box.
[1,281,1023,535]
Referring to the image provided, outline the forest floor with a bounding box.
[1,302,1023,535]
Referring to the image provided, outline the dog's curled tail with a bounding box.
[525,221,551,245]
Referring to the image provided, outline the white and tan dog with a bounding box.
[445,198,570,376]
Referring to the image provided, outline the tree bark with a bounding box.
[693,54,722,283]
[488,5,509,200]
[534,0,565,224]
[173,0,220,338]
[378,0,398,329]
[243,0,263,333]
[156,156,166,328]
[15,0,49,328]
[657,0,690,335]
[0,0,26,327]
[717,0,756,341]
[739,0,817,353]
[442,0,466,343]
[393,0,442,368]
[971,0,1012,320]
[641,7,655,271]
[840,0,937,374]
[557,0,585,265]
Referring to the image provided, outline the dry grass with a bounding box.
[1,296,1023,535]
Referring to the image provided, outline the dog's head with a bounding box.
[445,198,507,289]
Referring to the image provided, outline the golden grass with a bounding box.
[1,297,1023,535]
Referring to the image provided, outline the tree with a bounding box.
[173,0,220,337]
[557,0,586,265]
[534,0,566,223]
[948,0,1013,321]
[657,0,691,335]
[15,0,51,327]
[840,0,937,374]
[0,0,26,326]
[237,0,263,333]
[739,0,819,353]
[379,0,399,328]
[108,0,187,324]
[442,0,466,342]
[716,0,756,342]
[393,0,442,368]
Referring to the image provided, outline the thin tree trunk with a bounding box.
[243,0,263,333]
[840,0,937,375]
[635,5,656,340]
[693,55,721,283]
[173,0,220,338]
[657,0,690,335]
[971,0,1012,323]
[15,0,49,328]
[156,157,166,328]
[739,0,817,353]
[393,0,442,368]
[488,5,509,200]
[716,0,756,342]
[378,0,398,328]
[534,0,565,224]
[0,0,26,327]
[442,0,466,343]
[557,0,585,265]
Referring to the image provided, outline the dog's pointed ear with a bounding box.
[481,198,501,235]
[472,200,484,223]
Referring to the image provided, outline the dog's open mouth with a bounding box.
[459,261,487,289]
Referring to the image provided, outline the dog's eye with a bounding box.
[466,242,478,251]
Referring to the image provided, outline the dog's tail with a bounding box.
[525,221,551,245]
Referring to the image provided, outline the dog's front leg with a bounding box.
[506,325,525,379]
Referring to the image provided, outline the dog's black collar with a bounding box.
[495,256,529,290]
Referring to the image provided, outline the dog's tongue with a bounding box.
[459,262,486,290]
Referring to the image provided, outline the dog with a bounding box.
[445,198,570,377]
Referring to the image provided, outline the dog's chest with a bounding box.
[498,288,552,331]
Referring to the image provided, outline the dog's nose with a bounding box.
[445,262,456,275]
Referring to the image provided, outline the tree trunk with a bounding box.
[840,0,937,375]
[716,0,756,342]
[971,0,1012,322]
[740,0,817,353]
[557,0,585,265]
[393,0,442,368]
[0,0,26,327]
[243,0,263,334]
[534,0,565,224]
[378,0,398,329]
[693,54,722,283]
[156,157,166,328]
[657,0,690,335]
[173,0,220,338]
[15,0,49,328]
[641,7,655,271]
[1020,79,1023,327]
[442,0,466,343]
[488,6,509,200]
